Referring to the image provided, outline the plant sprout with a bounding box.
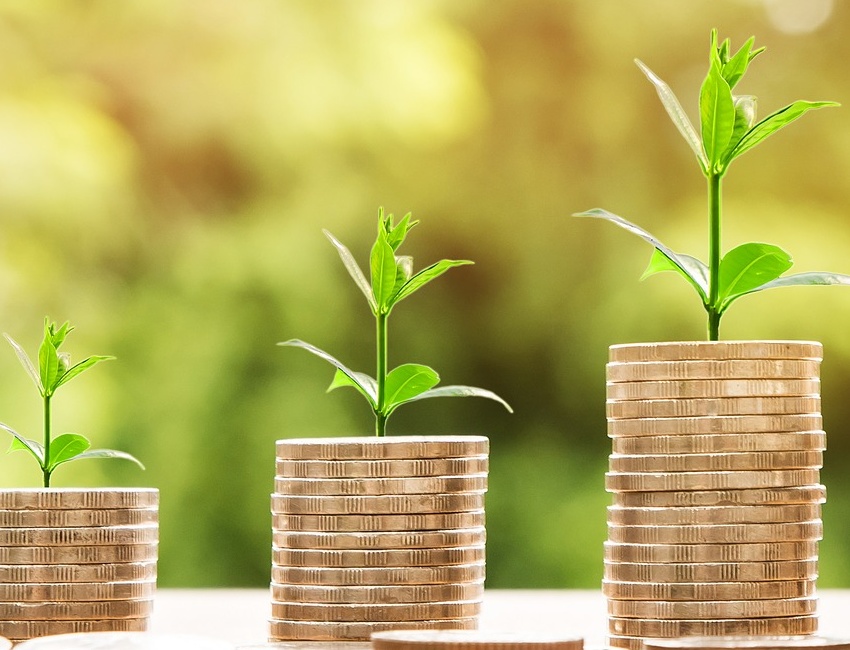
[1,318,144,487]
[280,208,512,436]
[575,30,850,340]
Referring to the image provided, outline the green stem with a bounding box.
[707,172,722,341]
[43,395,51,488]
[375,311,388,437]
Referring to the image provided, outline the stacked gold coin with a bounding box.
[270,436,488,641]
[604,342,825,650]
[0,488,159,643]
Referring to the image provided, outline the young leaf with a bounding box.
[641,249,710,303]
[757,271,850,291]
[4,334,43,395]
[407,385,513,413]
[700,63,735,168]
[38,336,61,397]
[635,59,708,172]
[54,355,115,390]
[384,212,418,251]
[278,339,378,406]
[370,235,398,312]
[717,242,792,311]
[392,260,474,307]
[72,448,146,470]
[721,36,758,89]
[0,422,45,465]
[384,364,440,414]
[45,433,91,471]
[327,368,379,407]
[323,230,378,314]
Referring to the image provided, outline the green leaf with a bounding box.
[38,335,60,397]
[699,63,735,168]
[370,234,397,312]
[383,364,440,414]
[278,339,378,407]
[393,255,413,296]
[717,242,792,311]
[54,355,115,390]
[407,385,513,413]
[392,259,473,306]
[723,96,757,160]
[641,248,710,303]
[635,59,708,172]
[72,448,146,470]
[721,36,757,89]
[574,209,709,302]
[4,334,43,395]
[758,272,850,291]
[323,229,378,314]
[46,433,91,471]
[0,422,44,466]
[327,368,379,406]
[726,100,839,164]
[384,211,418,251]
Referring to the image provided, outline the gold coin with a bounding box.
[270,493,486,515]
[269,617,477,642]
[608,341,823,363]
[272,545,485,567]
[611,432,826,455]
[606,359,821,382]
[272,510,485,532]
[608,615,817,637]
[605,469,821,492]
[603,558,818,582]
[602,579,815,601]
[608,596,817,619]
[271,562,485,586]
[0,618,148,642]
[607,634,646,650]
[0,508,158,528]
[0,561,157,583]
[0,543,159,565]
[0,524,158,547]
[276,437,488,460]
[274,475,489,496]
[607,504,821,526]
[271,600,481,622]
[270,581,484,604]
[613,485,826,508]
[607,520,822,544]
[604,541,819,563]
[371,630,585,650]
[607,379,820,401]
[0,599,153,621]
[642,636,850,650]
[609,451,823,473]
[606,397,821,420]
[277,456,489,479]
[273,528,486,550]
[0,580,155,602]
[608,415,823,437]
[0,489,159,511]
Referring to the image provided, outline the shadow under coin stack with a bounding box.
[270,436,489,641]
[0,488,159,643]
[603,341,826,650]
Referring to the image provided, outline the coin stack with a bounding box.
[270,435,488,641]
[0,488,159,643]
[604,341,825,650]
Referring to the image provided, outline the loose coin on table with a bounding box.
[371,629,585,650]
[641,636,850,650]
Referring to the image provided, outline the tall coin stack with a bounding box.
[603,341,825,650]
[270,436,489,641]
[0,488,159,643]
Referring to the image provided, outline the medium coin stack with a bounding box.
[604,341,825,650]
[270,436,488,641]
[0,488,159,643]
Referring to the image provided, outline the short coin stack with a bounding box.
[0,488,159,643]
[270,436,488,641]
[604,341,825,650]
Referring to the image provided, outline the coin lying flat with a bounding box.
[0,599,153,621]
[270,493,486,515]
[611,432,826,455]
[14,632,234,650]
[271,562,485,586]
[272,511,485,532]
[275,475,489,497]
[607,379,820,401]
[271,600,481,622]
[606,359,820,382]
[607,634,649,650]
[602,579,816,601]
[608,596,817,619]
[0,489,159,511]
[606,397,821,420]
[608,614,818,637]
[607,521,823,544]
[276,437,489,460]
[608,451,823,473]
[370,630,585,650]
[603,558,819,582]
[604,541,819,563]
[0,543,159,565]
[273,528,486,550]
[608,415,823,437]
[270,581,484,604]
[272,545,485,568]
[0,580,156,602]
[0,524,158,547]
[606,504,821,526]
[276,457,489,479]
[605,470,821,492]
[0,561,157,583]
[642,636,850,650]
[269,617,477,641]
[0,508,159,528]
[612,485,826,508]
[0,617,148,642]
[608,341,823,363]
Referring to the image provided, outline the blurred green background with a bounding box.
[0,0,848,588]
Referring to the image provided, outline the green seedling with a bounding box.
[1,318,144,487]
[280,208,512,437]
[576,30,850,340]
